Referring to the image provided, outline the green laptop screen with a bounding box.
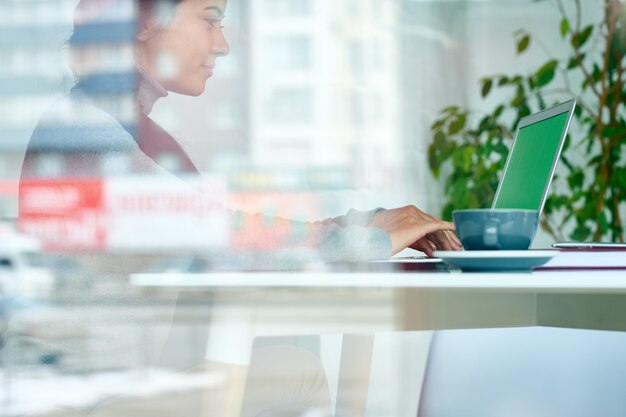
[493,112,569,210]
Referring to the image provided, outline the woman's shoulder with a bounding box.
[28,91,138,154]
[22,91,173,180]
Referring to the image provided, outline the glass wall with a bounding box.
[0,0,615,416]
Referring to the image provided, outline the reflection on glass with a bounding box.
[0,0,602,415]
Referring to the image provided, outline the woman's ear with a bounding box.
[137,18,157,42]
[136,2,178,42]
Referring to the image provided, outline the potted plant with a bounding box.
[428,0,626,242]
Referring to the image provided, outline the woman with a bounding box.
[16,2,461,415]
[20,0,460,263]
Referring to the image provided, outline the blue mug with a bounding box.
[453,209,539,250]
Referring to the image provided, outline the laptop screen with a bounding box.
[492,111,570,210]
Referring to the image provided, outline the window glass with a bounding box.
[0,1,608,415]
[265,36,311,71]
[265,88,312,123]
[265,0,310,17]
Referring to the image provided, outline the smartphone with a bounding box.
[552,241,626,250]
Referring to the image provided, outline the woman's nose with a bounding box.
[213,29,230,57]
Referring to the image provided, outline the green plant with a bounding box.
[428,0,626,242]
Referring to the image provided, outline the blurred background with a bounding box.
[2,0,604,240]
[0,0,615,416]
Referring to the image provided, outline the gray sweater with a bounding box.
[21,73,392,264]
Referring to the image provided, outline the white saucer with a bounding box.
[433,250,559,272]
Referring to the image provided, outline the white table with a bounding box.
[131,269,626,416]
[131,269,626,332]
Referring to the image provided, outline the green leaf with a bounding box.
[441,106,459,115]
[537,92,546,110]
[534,59,558,87]
[429,130,448,175]
[607,171,621,190]
[598,211,609,235]
[588,155,602,167]
[428,148,440,178]
[610,30,626,61]
[481,78,493,98]
[517,34,531,54]
[451,146,474,172]
[478,116,491,131]
[607,88,621,110]
[571,225,590,242]
[585,135,595,154]
[552,195,570,209]
[511,92,526,107]
[592,63,602,83]
[560,18,569,38]
[498,76,510,86]
[467,193,481,209]
[544,197,554,214]
[450,179,470,208]
[449,114,467,135]
[567,56,580,70]
[442,203,454,222]
[560,153,574,171]
[494,142,509,155]
[517,103,532,120]
[573,105,583,119]
[601,126,625,139]
[581,78,589,92]
[434,130,446,146]
[571,25,593,49]
[431,119,445,131]
[571,191,586,202]
[581,199,597,220]
[586,121,597,136]
[481,141,493,156]
[567,169,585,190]
[612,167,626,187]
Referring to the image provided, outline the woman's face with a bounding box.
[138,0,230,96]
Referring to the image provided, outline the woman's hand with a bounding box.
[368,205,462,257]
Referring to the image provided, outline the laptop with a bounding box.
[388,98,576,263]
[491,99,576,212]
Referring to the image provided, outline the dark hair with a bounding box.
[68,0,183,94]
[69,0,184,47]
[136,0,184,28]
